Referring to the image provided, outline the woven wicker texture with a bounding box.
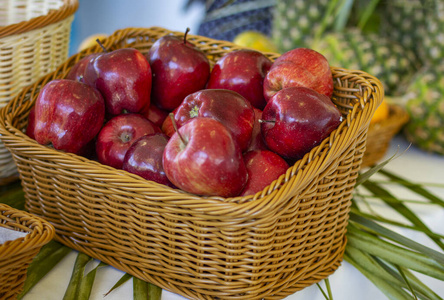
[0,204,55,300]
[0,0,78,182]
[362,104,409,168]
[0,27,383,300]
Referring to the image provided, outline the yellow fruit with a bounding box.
[78,34,108,52]
[233,31,279,53]
[371,99,390,124]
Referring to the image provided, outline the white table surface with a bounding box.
[22,135,444,300]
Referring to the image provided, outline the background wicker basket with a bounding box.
[0,204,55,300]
[0,27,383,300]
[361,104,410,168]
[0,0,78,185]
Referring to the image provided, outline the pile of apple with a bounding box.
[26,30,343,198]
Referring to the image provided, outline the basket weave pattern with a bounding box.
[0,204,55,300]
[0,0,78,182]
[0,27,383,299]
[362,104,409,168]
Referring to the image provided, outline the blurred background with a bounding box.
[70,0,444,157]
[69,0,206,55]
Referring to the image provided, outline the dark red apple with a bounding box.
[206,49,272,109]
[261,86,342,161]
[140,104,169,128]
[163,117,248,197]
[83,48,152,116]
[263,48,334,101]
[96,113,161,169]
[34,79,105,155]
[147,29,210,111]
[26,105,36,139]
[122,133,175,188]
[246,107,268,152]
[65,53,101,83]
[240,150,289,196]
[174,89,255,152]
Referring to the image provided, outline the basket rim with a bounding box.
[0,0,78,38]
[0,204,55,258]
[0,27,384,214]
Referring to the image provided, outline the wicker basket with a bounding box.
[0,27,383,300]
[0,0,78,184]
[361,103,409,168]
[0,204,55,300]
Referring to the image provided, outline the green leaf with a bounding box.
[77,262,107,300]
[349,213,444,266]
[361,180,444,251]
[104,273,132,297]
[148,282,162,300]
[316,278,334,300]
[356,150,401,187]
[357,0,381,30]
[347,225,444,280]
[133,277,148,300]
[379,169,444,207]
[349,207,444,240]
[0,181,25,210]
[373,256,443,300]
[17,242,72,299]
[344,249,413,300]
[334,0,355,31]
[63,252,93,300]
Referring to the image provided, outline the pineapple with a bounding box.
[403,65,444,155]
[379,0,427,64]
[421,0,444,65]
[271,0,334,52]
[312,29,419,96]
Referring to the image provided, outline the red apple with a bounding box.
[34,79,105,155]
[163,117,248,197]
[147,29,210,111]
[122,133,175,188]
[206,49,272,109]
[174,89,255,152]
[240,150,289,196]
[246,107,268,152]
[83,48,152,116]
[26,105,36,139]
[263,48,334,101]
[96,113,161,169]
[161,114,175,137]
[140,104,169,128]
[65,53,101,83]
[261,87,342,161]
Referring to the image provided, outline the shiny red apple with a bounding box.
[263,48,334,101]
[25,105,36,139]
[240,150,289,196]
[122,133,175,188]
[206,49,272,109]
[33,79,105,155]
[163,117,248,197]
[83,48,152,116]
[65,53,101,83]
[173,89,255,152]
[96,113,161,169]
[261,86,342,161]
[246,107,268,152]
[147,29,210,111]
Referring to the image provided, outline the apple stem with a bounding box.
[169,113,187,145]
[184,27,190,44]
[96,39,108,53]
